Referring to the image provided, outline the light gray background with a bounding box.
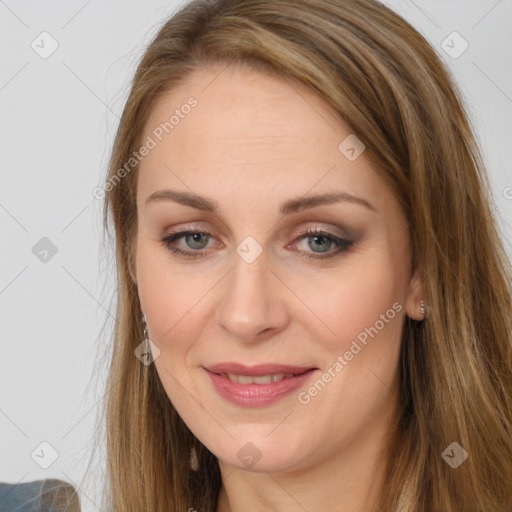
[1,1,511,511]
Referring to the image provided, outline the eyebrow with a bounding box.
[144,188,376,214]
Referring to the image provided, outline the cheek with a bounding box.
[294,255,405,355]
[136,234,408,361]
[136,242,205,353]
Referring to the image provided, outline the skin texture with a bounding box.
[133,62,424,512]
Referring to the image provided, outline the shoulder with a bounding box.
[0,479,81,511]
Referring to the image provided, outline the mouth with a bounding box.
[205,362,317,380]
[216,372,305,384]
[203,363,318,406]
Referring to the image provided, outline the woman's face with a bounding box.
[134,63,423,473]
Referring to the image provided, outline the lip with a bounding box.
[203,364,318,407]
[205,362,316,376]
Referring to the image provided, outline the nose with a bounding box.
[214,250,290,342]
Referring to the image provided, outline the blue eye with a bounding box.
[160,228,215,259]
[160,226,353,260]
[294,229,352,259]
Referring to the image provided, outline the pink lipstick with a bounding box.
[203,362,318,407]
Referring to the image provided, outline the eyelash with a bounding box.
[160,225,353,260]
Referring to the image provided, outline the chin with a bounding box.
[210,433,306,473]
[224,452,301,473]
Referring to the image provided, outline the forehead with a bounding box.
[137,63,390,215]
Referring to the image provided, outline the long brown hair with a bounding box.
[95,0,512,510]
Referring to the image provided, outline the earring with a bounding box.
[142,312,149,341]
[140,312,152,365]
[139,312,161,365]
[420,299,425,317]
[190,445,199,471]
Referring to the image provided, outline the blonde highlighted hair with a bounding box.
[95,0,512,510]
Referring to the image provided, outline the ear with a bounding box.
[405,268,426,321]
